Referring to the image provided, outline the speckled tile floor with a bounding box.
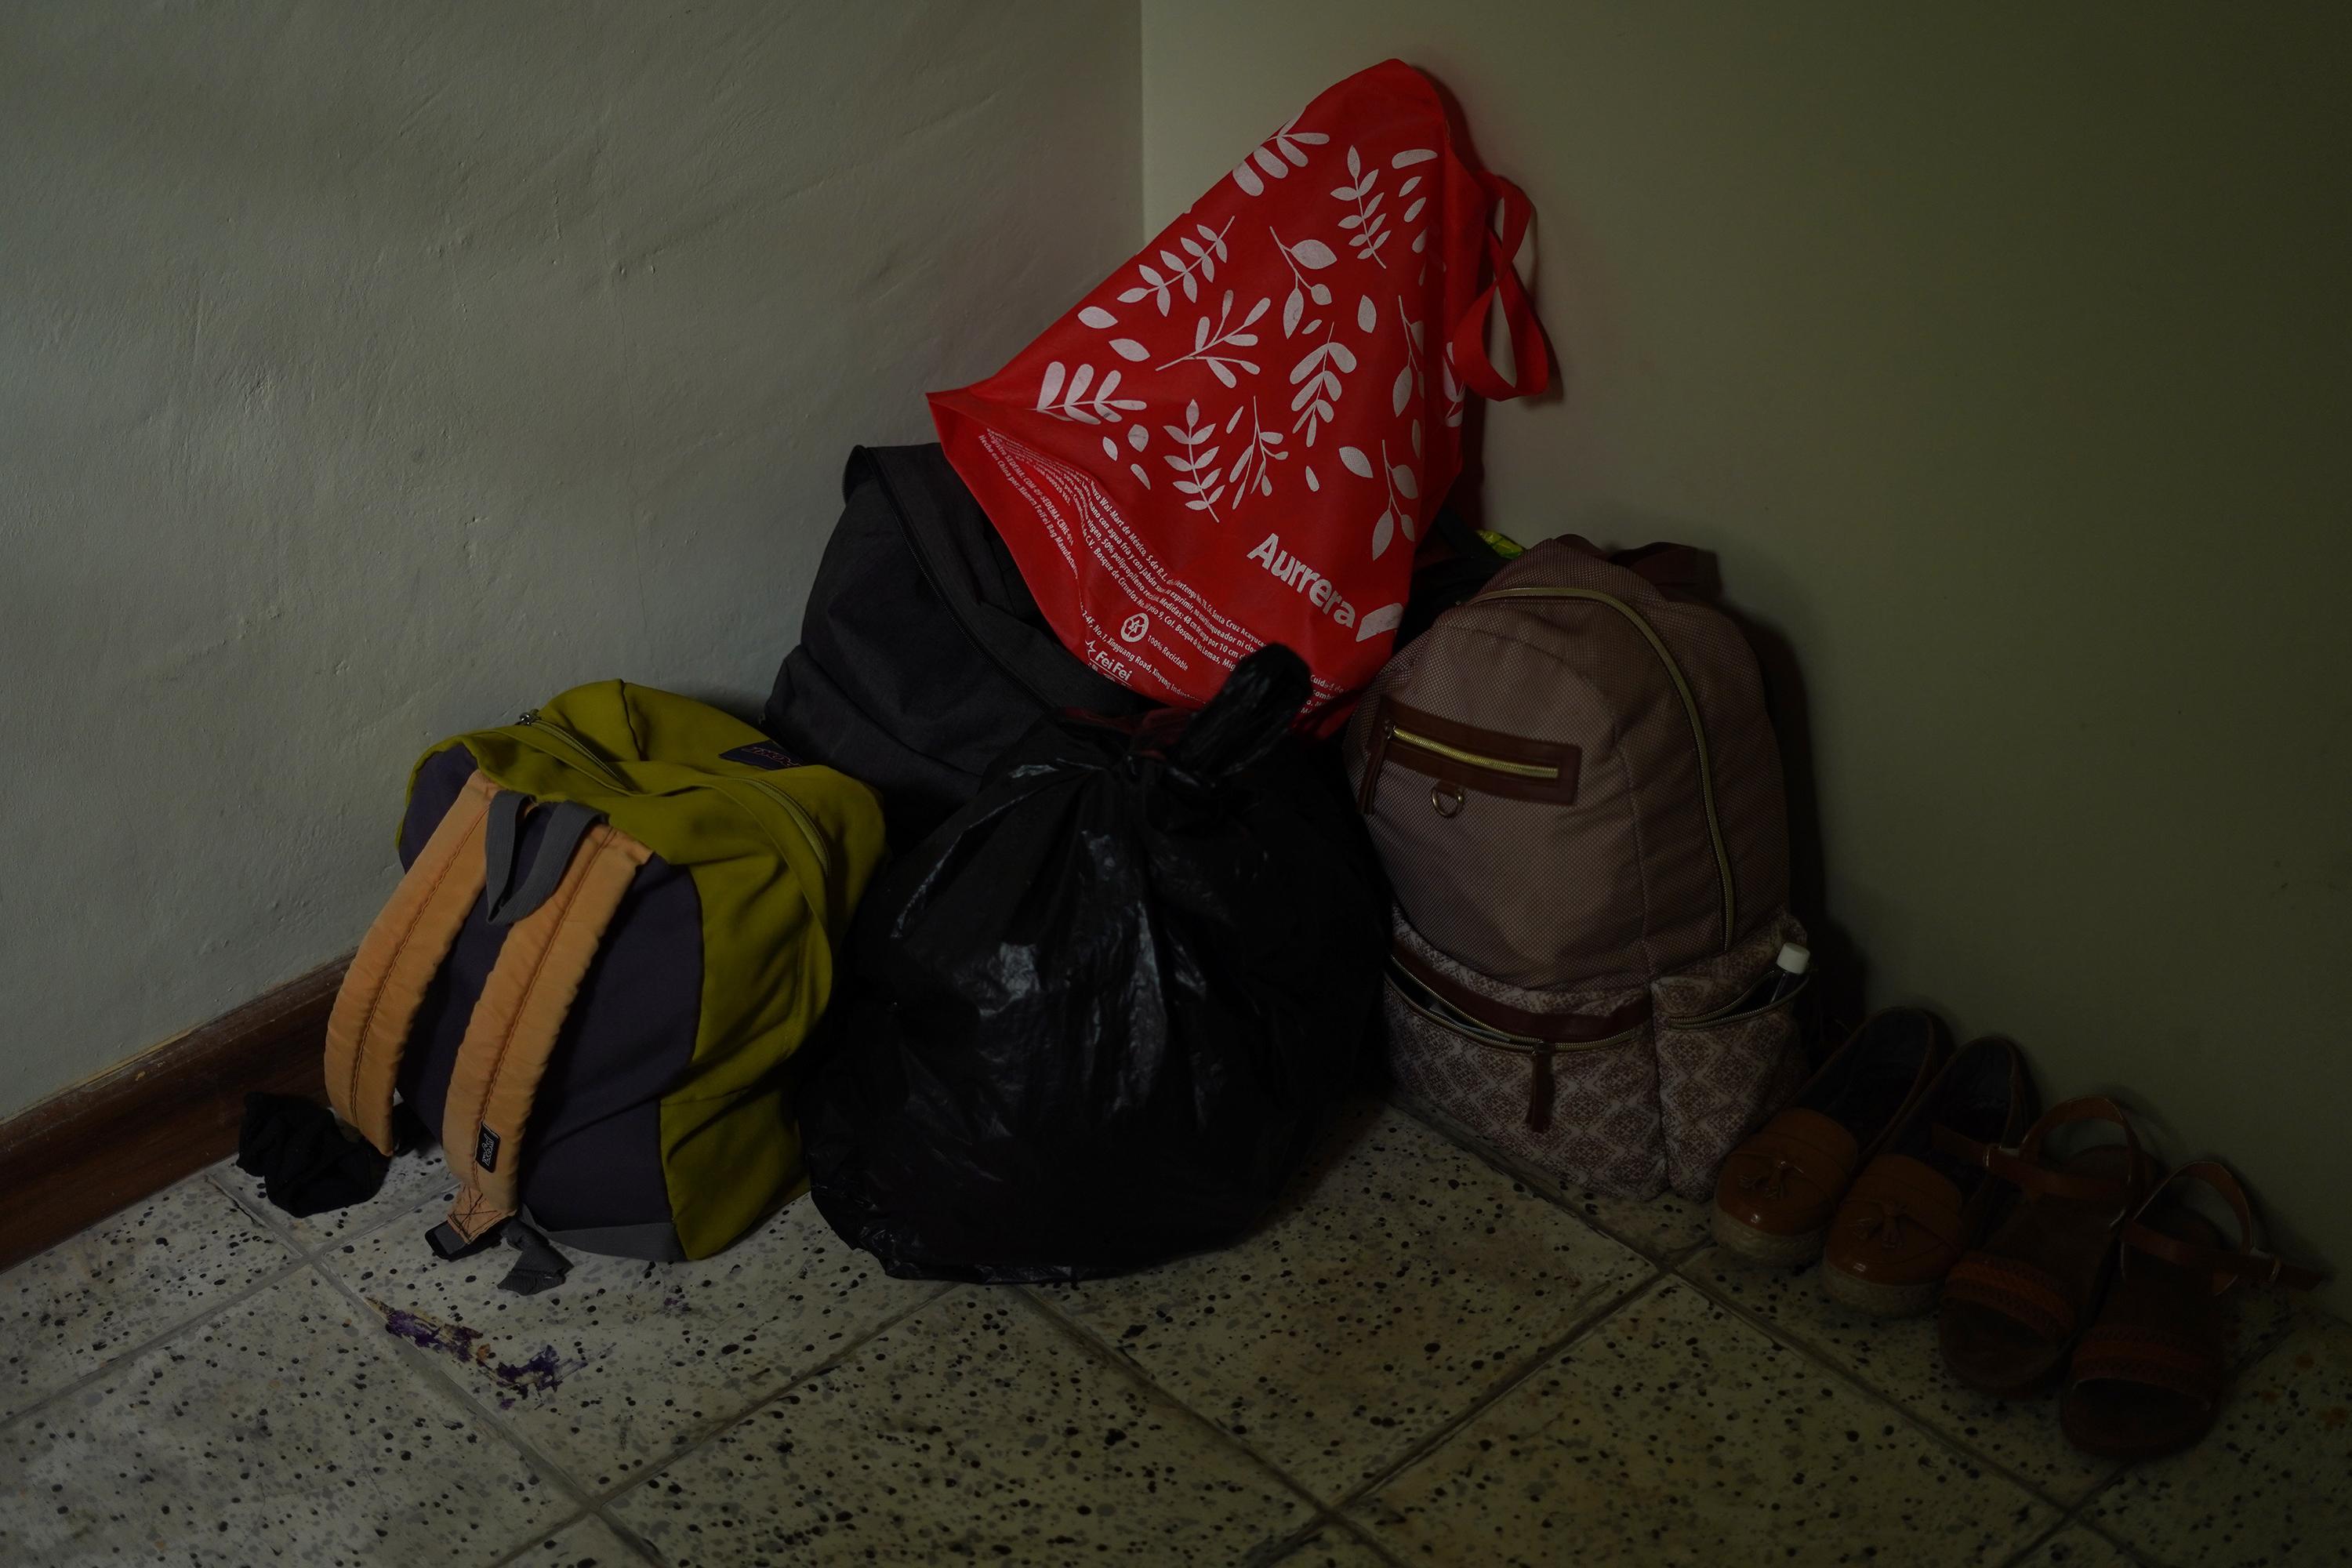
[3,1101,2345,1566]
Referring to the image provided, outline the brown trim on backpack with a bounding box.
[1388,940,1650,1045]
[1363,699,1581,808]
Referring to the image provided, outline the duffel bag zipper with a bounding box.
[735,775,834,882]
[517,710,633,793]
[1469,585,1737,950]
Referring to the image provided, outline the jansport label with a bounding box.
[720,742,797,771]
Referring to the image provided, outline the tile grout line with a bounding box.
[203,1163,310,1256]
[0,1252,312,1438]
[587,1281,959,1513]
[1327,1514,1417,1568]
[477,1507,594,1568]
[1671,1253,2097,1518]
[302,1255,611,1526]
[1385,1094,1703,1267]
[209,1162,458,1265]
[1328,1266,1674,1516]
[2045,1319,2327,1568]
[1011,1286,1341,1529]
[1987,1509,2078,1568]
[248,1167,961,1547]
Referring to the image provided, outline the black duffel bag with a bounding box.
[764,445,1151,844]
[797,644,1388,1283]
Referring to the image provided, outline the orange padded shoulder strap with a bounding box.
[433,820,652,1250]
[324,771,499,1154]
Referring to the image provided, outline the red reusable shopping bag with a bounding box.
[928,60,1548,722]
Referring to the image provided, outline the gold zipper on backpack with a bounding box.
[1468,585,1737,950]
[1387,724,1563,781]
[517,710,635,793]
[736,775,833,881]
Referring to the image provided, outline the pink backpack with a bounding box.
[1345,537,1808,1200]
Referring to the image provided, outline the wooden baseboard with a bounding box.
[0,958,350,1274]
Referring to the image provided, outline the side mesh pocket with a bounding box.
[1384,913,1665,1200]
[1653,910,1809,1200]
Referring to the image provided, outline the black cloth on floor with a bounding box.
[236,1092,390,1218]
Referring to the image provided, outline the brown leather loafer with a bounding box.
[1820,1037,2036,1316]
[1711,1008,1947,1266]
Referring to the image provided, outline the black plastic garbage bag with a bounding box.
[799,644,1388,1282]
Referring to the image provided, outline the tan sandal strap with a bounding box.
[1969,1094,2152,1208]
[1944,1252,2077,1343]
[436,821,652,1246]
[1929,1123,1996,1168]
[323,771,499,1153]
[2072,1323,2222,1403]
[2124,1161,2328,1293]
[2123,1221,2326,1292]
[1978,1145,2138,1207]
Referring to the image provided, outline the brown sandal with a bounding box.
[1937,1096,2157,1397]
[2060,1161,2325,1459]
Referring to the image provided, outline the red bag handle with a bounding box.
[1446,172,1550,402]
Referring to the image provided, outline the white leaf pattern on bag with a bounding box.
[1392,295,1428,417]
[1157,289,1271,388]
[1440,342,1465,428]
[1392,149,1436,169]
[1160,398,1226,517]
[1225,395,1288,507]
[1078,306,1118,329]
[1231,115,1330,197]
[1355,601,1404,642]
[1386,437,1419,541]
[1332,147,1391,269]
[1287,329,1356,447]
[1036,361,1147,425]
[1363,436,1418,557]
[1115,216,1234,317]
[1270,228,1339,341]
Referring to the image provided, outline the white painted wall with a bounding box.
[1142,2,2352,1308]
[0,2,1140,1116]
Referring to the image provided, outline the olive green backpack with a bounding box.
[323,680,885,1269]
